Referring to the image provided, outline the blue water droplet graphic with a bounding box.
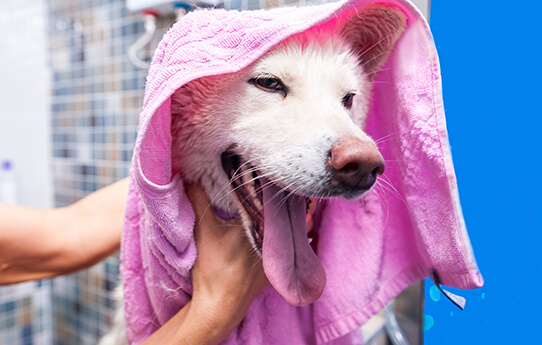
[429,285,441,302]
[423,314,435,332]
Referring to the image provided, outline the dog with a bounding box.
[100,4,406,344]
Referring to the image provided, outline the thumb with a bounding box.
[185,183,242,246]
[185,183,213,222]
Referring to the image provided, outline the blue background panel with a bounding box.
[424,1,542,343]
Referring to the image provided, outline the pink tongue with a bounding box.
[261,179,326,306]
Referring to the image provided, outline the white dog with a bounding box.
[100,4,405,344]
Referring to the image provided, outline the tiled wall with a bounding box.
[49,0,148,207]
[0,282,52,345]
[47,0,174,343]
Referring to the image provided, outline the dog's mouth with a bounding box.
[220,151,265,251]
[221,151,326,306]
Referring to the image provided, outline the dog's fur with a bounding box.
[100,5,406,344]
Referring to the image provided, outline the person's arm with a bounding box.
[0,178,128,284]
[0,178,267,344]
[141,184,269,345]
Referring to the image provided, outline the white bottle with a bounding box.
[0,160,19,204]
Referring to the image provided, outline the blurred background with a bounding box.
[0,0,539,344]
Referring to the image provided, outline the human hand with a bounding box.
[143,185,317,345]
[183,184,269,340]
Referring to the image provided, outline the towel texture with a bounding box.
[121,0,483,344]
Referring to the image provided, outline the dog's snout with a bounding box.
[327,137,385,191]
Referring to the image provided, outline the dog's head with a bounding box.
[171,4,406,306]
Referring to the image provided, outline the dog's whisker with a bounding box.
[377,177,406,206]
[374,178,397,198]
[359,67,393,80]
[358,31,402,68]
[378,175,401,197]
[203,159,273,217]
[235,172,280,207]
[259,181,293,210]
[373,67,392,74]
[229,157,262,181]
[374,128,411,145]
[229,157,274,180]
[217,167,283,210]
[371,185,391,230]
[270,181,306,211]
[231,165,273,183]
[370,185,384,207]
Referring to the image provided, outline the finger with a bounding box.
[185,184,243,252]
[184,183,214,222]
[185,184,242,228]
[185,184,220,254]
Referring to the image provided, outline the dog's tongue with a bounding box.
[261,179,326,306]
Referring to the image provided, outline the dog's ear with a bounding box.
[340,4,406,78]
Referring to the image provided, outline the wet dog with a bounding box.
[100,4,405,344]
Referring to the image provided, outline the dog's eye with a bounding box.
[249,75,286,95]
[342,92,356,109]
[256,76,281,90]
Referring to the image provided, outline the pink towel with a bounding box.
[120,0,484,344]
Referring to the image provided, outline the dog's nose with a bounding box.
[327,137,385,191]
